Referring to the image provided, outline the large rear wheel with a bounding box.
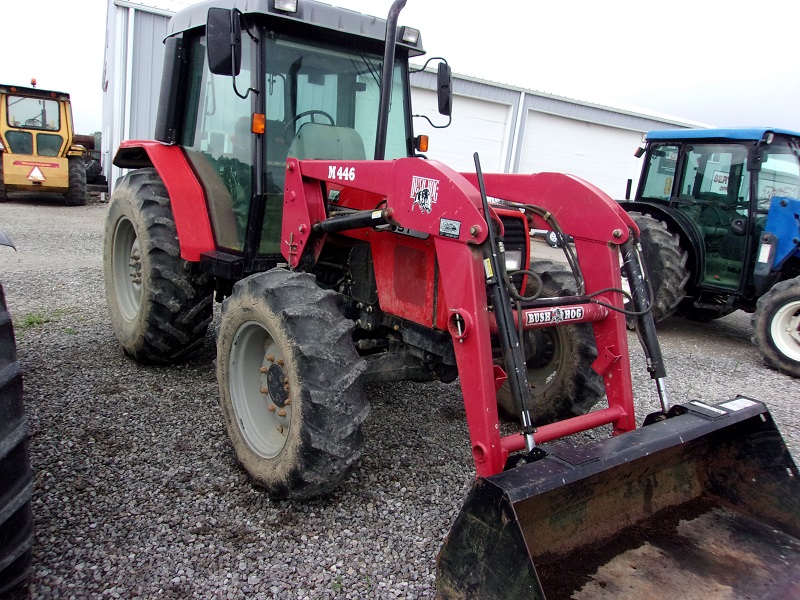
[752,277,800,378]
[628,211,689,323]
[103,168,213,364]
[0,284,33,595]
[497,260,606,425]
[64,156,87,206]
[217,270,368,499]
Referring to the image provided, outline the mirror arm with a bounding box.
[412,113,451,129]
[230,10,258,100]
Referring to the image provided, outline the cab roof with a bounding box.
[646,128,800,142]
[166,0,425,57]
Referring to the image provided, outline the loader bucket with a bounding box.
[437,397,800,599]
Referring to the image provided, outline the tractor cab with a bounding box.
[635,128,800,296]
[142,0,449,284]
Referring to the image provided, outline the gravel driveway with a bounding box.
[0,196,798,598]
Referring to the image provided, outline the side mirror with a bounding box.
[437,63,452,116]
[207,8,241,76]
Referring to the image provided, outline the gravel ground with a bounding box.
[1,196,798,599]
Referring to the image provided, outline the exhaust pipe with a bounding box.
[374,0,407,160]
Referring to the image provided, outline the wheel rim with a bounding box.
[526,329,562,391]
[770,299,800,363]
[112,217,142,322]
[229,320,292,458]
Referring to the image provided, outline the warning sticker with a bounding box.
[719,398,757,412]
[439,218,460,239]
[27,167,46,182]
[14,160,59,168]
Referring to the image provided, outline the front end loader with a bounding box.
[102,1,800,597]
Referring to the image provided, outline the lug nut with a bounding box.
[268,405,276,412]
[266,355,275,363]
[260,387,269,394]
[283,383,290,391]
[285,398,291,405]
[277,425,284,434]
[260,366,269,373]
[276,359,284,366]
[278,409,287,417]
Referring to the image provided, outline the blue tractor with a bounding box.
[619,128,800,377]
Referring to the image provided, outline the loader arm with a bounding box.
[285,158,638,476]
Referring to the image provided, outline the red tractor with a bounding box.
[104,1,800,597]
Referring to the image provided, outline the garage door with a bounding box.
[518,112,644,199]
[411,88,512,173]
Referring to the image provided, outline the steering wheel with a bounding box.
[24,118,42,127]
[283,110,335,141]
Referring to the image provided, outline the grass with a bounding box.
[14,308,71,332]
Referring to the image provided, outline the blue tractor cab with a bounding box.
[619,128,800,377]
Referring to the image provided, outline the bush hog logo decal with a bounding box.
[410,176,439,214]
[525,307,584,325]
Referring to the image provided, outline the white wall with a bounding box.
[411,88,512,173]
[519,112,645,199]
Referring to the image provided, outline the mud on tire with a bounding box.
[217,270,368,499]
[497,260,606,425]
[64,156,87,206]
[628,211,689,323]
[103,168,213,364]
[0,284,34,595]
[752,276,800,378]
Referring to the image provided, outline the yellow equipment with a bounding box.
[0,82,86,205]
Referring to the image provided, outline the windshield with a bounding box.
[6,95,61,131]
[265,35,409,161]
[757,142,800,211]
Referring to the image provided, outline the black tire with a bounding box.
[628,211,689,323]
[0,157,7,202]
[751,277,800,378]
[0,284,34,595]
[103,168,213,364]
[64,156,87,206]
[217,269,368,499]
[496,260,606,425]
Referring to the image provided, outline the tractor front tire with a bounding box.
[752,277,800,378]
[0,284,34,595]
[217,270,368,499]
[103,168,213,364]
[628,212,689,323]
[64,156,87,206]
[497,260,606,425]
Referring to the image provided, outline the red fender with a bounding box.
[114,141,215,262]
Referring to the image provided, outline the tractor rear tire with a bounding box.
[496,260,606,425]
[0,284,34,595]
[217,270,368,499]
[104,168,213,364]
[64,156,87,206]
[752,277,800,378]
[628,211,689,323]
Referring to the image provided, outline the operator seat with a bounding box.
[286,123,366,161]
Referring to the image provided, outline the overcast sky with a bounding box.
[2,0,800,134]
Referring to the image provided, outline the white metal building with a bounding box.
[102,0,701,197]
